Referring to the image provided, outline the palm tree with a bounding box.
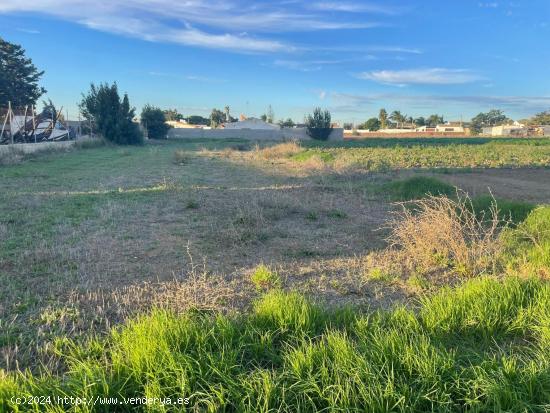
[390,110,406,128]
[379,108,388,129]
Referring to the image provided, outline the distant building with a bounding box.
[483,124,526,136]
[166,120,203,129]
[535,125,550,136]
[223,117,279,130]
[435,124,465,133]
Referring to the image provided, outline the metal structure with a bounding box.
[0,101,70,144]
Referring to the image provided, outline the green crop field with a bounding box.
[1,137,549,412]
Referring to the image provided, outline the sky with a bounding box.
[1,0,550,124]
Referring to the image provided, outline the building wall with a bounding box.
[168,127,344,141]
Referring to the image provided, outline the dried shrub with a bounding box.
[386,194,506,277]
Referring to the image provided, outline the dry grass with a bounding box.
[173,149,191,164]
[252,141,302,160]
[386,194,504,277]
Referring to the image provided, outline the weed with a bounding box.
[501,206,550,278]
[367,268,397,284]
[305,211,318,221]
[250,264,281,290]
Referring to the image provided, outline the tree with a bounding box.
[0,37,46,106]
[41,99,62,121]
[210,108,225,128]
[267,105,274,124]
[379,108,388,129]
[470,109,509,134]
[186,115,209,125]
[528,110,550,125]
[79,82,142,145]
[415,117,426,127]
[117,93,143,145]
[427,114,444,127]
[390,110,406,128]
[305,107,333,141]
[163,108,183,121]
[260,114,268,122]
[141,104,170,139]
[279,118,295,128]
[363,117,381,131]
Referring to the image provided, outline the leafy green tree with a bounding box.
[343,122,353,130]
[0,37,46,106]
[379,108,388,129]
[163,109,183,121]
[528,110,550,125]
[279,118,295,127]
[470,109,509,134]
[117,93,143,145]
[186,115,209,125]
[427,114,444,127]
[41,99,62,120]
[210,108,225,128]
[414,117,426,127]
[79,82,142,145]
[260,114,268,122]
[306,107,333,141]
[141,104,170,139]
[363,117,381,131]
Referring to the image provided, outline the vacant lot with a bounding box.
[1,137,549,411]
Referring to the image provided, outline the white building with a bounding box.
[483,125,525,136]
[223,117,279,130]
[435,124,465,133]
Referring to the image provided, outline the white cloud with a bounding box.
[310,2,403,15]
[16,28,40,34]
[328,92,550,115]
[0,0,386,53]
[357,68,483,85]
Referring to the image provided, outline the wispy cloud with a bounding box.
[326,92,550,115]
[310,2,404,15]
[0,0,387,53]
[16,27,40,34]
[148,71,226,83]
[356,68,484,85]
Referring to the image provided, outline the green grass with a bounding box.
[470,195,536,224]
[501,206,550,277]
[2,277,549,412]
[250,264,282,290]
[290,138,550,171]
[382,177,535,225]
[384,176,456,200]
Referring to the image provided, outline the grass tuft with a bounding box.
[250,264,281,290]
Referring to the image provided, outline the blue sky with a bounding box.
[1,0,549,124]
